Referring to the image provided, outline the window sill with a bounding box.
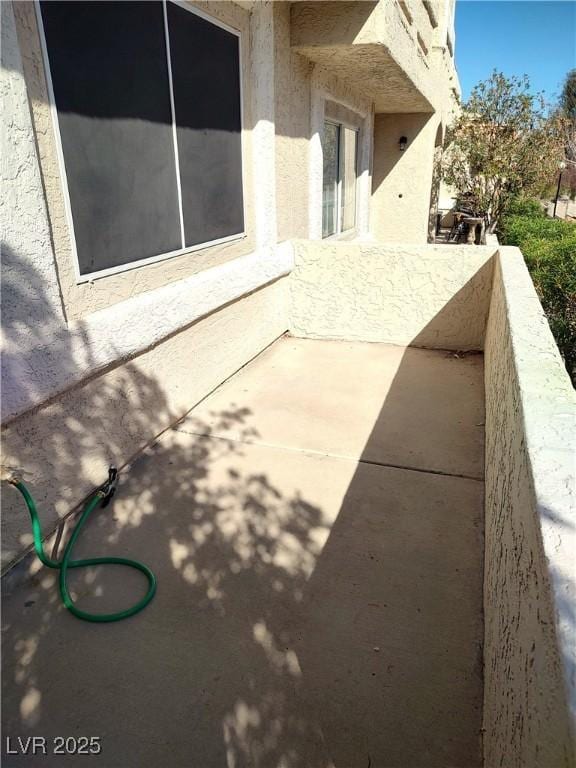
[76,232,247,284]
[322,228,359,243]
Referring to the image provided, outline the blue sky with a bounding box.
[455,1,576,107]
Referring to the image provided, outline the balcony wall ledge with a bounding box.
[484,246,576,768]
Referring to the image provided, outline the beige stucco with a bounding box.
[291,1,434,113]
[371,112,439,243]
[273,2,311,241]
[5,4,576,764]
[483,248,576,768]
[289,240,495,349]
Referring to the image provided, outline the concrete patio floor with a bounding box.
[2,338,485,768]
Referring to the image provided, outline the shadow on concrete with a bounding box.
[2,406,332,767]
[2,276,490,767]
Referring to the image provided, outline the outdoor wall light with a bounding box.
[399,136,408,152]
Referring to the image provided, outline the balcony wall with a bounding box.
[483,246,576,768]
[290,1,436,113]
[290,0,459,116]
[289,240,494,349]
[288,239,576,767]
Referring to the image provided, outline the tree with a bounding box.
[559,69,576,121]
[441,72,565,232]
[558,69,576,197]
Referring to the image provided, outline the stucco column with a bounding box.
[1,0,68,412]
[249,1,278,250]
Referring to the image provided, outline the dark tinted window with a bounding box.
[39,1,244,277]
[168,2,244,247]
[40,1,181,275]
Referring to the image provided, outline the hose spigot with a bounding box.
[100,466,118,507]
[0,466,24,485]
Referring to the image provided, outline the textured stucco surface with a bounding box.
[2,243,293,423]
[249,1,279,250]
[1,0,387,574]
[2,0,464,584]
[2,0,379,428]
[289,241,495,349]
[1,278,289,571]
[273,3,311,242]
[2,0,295,427]
[1,0,66,354]
[483,247,576,768]
[290,1,435,113]
[371,112,438,243]
[290,0,459,115]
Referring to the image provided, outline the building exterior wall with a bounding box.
[273,3,311,242]
[4,5,575,762]
[369,0,460,244]
[371,112,438,243]
[291,1,436,113]
[12,0,259,321]
[1,0,459,570]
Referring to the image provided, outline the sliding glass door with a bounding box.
[322,121,358,238]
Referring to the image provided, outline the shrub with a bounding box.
[504,197,546,219]
[498,213,571,246]
[523,237,576,381]
[498,205,576,385]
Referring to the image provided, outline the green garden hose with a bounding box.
[7,473,156,622]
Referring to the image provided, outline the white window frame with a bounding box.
[35,0,246,284]
[322,119,359,239]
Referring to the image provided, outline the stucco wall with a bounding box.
[1,0,66,346]
[371,112,438,244]
[2,0,378,426]
[273,2,311,242]
[289,240,495,349]
[1,278,289,571]
[483,247,576,768]
[290,1,433,114]
[2,0,291,422]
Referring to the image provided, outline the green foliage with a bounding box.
[441,72,565,231]
[556,69,576,165]
[498,213,569,245]
[499,203,576,384]
[504,197,546,219]
[560,69,576,121]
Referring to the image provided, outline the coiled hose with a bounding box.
[8,475,156,622]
